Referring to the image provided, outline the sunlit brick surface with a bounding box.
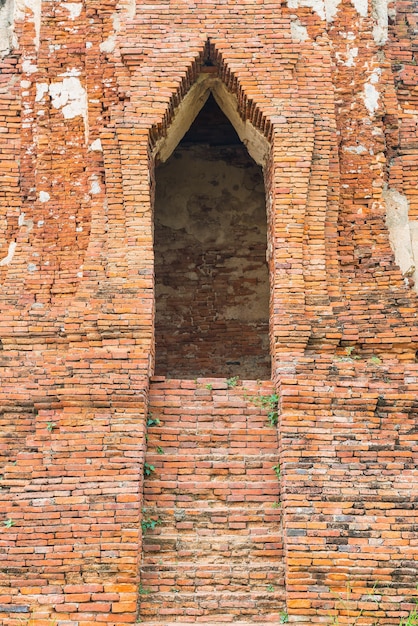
[0,0,417,624]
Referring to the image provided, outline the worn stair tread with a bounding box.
[144,453,279,461]
[141,561,282,570]
[139,620,282,625]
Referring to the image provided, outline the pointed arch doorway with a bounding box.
[153,77,271,379]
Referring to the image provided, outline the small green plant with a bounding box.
[141,516,161,533]
[171,587,180,593]
[341,346,361,361]
[272,501,281,508]
[138,584,151,595]
[247,392,279,427]
[46,422,56,432]
[147,413,161,427]
[143,462,155,477]
[279,610,289,623]
[369,355,382,365]
[273,464,281,479]
[329,581,380,625]
[3,518,14,528]
[226,376,239,388]
[156,446,164,455]
[205,383,213,390]
[400,597,418,626]
[266,584,274,592]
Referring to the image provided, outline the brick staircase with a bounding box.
[139,377,285,625]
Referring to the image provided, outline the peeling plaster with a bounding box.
[39,190,50,202]
[89,138,103,151]
[18,212,33,230]
[90,176,101,195]
[290,18,309,42]
[372,0,388,45]
[0,0,14,57]
[351,0,368,17]
[384,187,418,293]
[22,58,37,74]
[14,0,41,50]
[35,82,48,101]
[363,68,381,114]
[100,12,120,53]
[48,76,88,141]
[344,144,367,154]
[0,241,17,266]
[62,2,82,19]
[286,0,341,20]
[1,0,42,55]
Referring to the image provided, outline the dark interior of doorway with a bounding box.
[154,94,270,379]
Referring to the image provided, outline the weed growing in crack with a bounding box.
[143,462,155,477]
[245,391,279,427]
[147,413,161,427]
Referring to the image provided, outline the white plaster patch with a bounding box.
[90,178,101,195]
[0,0,14,57]
[287,0,326,20]
[324,0,342,21]
[344,144,367,154]
[290,18,309,42]
[59,67,81,77]
[35,82,48,102]
[89,138,103,152]
[372,0,388,44]
[336,46,358,67]
[18,212,33,230]
[0,241,17,266]
[363,68,381,114]
[99,35,116,53]
[100,11,120,53]
[48,76,88,140]
[22,58,37,74]
[351,0,368,16]
[287,0,340,20]
[345,47,358,67]
[62,2,82,19]
[14,0,42,50]
[39,190,50,202]
[384,187,418,293]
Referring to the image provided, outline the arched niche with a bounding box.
[152,74,272,379]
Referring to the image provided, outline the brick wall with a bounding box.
[0,0,417,624]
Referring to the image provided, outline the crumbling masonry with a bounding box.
[0,0,417,624]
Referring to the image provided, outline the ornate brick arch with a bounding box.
[108,37,340,381]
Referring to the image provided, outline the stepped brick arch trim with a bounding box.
[146,40,275,157]
[117,39,325,378]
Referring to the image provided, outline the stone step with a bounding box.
[140,562,284,592]
[141,504,281,532]
[139,621,282,625]
[142,532,283,562]
[144,455,279,473]
[139,589,285,619]
[145,443,278,456]
[143,483,279,506]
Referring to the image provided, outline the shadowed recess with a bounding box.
[154,95,270,378]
